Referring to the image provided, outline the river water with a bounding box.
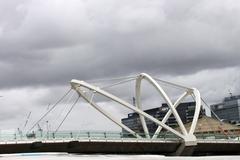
[0,153,240,160]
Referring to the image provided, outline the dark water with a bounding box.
[0,153,240,160]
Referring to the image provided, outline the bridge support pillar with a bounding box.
[174,143,196,156]
[173,135,197,156]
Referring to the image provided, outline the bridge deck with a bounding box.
[1,131,240,156]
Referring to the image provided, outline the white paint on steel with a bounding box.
[136,73,188,136]
[152,91,189,139]
[71,79,184,139]
[70,73,201,143]
[135,76,150,138]
[75,88,141,138]
[189,88,201,134]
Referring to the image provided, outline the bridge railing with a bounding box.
[0,131,240,142]
[195,132,240,140]
[0,131,181,142]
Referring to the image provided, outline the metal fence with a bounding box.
[0,131,239,142]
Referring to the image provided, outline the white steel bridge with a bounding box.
[1,73,240,156]
[70,73,201,146]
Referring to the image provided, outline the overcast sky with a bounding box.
[0,0,240,132]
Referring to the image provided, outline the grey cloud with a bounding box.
[0,0,240,129]
[0,0,28,31]
[0,66,239,130]
[1,0,240,131]
[0,0,240,89]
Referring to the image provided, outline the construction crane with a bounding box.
[37,123,43,132]
[23,111,32,130]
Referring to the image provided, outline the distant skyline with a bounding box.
[0,0,240,131]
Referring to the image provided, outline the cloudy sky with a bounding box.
[0,0,240,132]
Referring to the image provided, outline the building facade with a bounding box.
[121,102,204,135]
[211,95,240,124]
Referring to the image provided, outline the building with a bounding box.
[175,115,240,137]
[121,102,204,135]
[211,95,240,124]
[186,116,240,135]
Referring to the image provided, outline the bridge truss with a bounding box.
[70,73,201,145]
